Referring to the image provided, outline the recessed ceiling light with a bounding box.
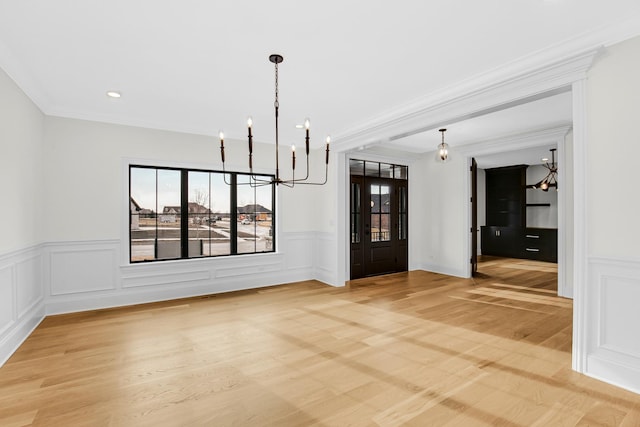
[106,91,121,99]
[542,157,549,162]
[295,124,304,129]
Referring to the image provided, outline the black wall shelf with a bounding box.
[526,203,551,207]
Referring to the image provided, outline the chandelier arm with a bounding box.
[298,164,329,185]
[278,162,328,186]
[297,153,311,181]
[221,161,233,186]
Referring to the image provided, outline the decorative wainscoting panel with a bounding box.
[0,245,45,366]
[0,264,14,337]
[282,232,314,272]
[44,233,321,315]
[586,257,640,394]
[15,254,43,319]
[48,242,118,295]
[314,232,339,286]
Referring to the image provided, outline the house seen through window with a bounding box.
[129,165,275,262]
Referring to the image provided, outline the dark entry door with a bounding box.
[471,157,478,276]
[350,168,408,280]
[364,179,395,276]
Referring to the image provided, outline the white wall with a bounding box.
[412,152,469,277]
[0,68,44,253]
[42,116,323,241]
[0,67,46,365]
[583,35,640,393]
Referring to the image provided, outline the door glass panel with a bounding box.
[370,184,380,213]
[380,163,394,178]
[378,214,391,241]
[370,213,380,242]
[351,182,361,244]
[349,159,364,176]
[370,184,391,242]
[365,162,380,177]
[351,214,360,243]
[394,165,408,180]
[380,185,390,213]
[399,186,407,240]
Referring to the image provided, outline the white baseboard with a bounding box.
[418,262,469,279]
[0,301,44,366]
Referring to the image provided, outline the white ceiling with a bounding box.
[1,1,640,158]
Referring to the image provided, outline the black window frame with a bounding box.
[128,164,276,263]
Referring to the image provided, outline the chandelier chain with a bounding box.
[274,62,279,109]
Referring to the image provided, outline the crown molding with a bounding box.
[455,124,572,158]
[333,47,598,152]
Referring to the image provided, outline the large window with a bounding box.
[129,165,275,263]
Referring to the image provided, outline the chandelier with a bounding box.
[435,128,450,163]
[530,148,558,191]
[218,54,330,187]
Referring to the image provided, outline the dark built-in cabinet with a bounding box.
[482,226,557,262]
[481,165,557,263]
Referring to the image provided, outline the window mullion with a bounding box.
[230,174,238,254]
[180,169,189,258]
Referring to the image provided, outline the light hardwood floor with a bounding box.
[1,257,639,426]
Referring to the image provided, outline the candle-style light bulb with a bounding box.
[219,130,225,163]
[292,144,296,170]
[325,135,331,164]
[303,118,311,155]
[247,116,253,128]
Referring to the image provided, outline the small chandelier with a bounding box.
[530,148,558,192]
[218,54,330,187]
[435,128,450,163]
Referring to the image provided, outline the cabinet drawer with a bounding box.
[522,229,557,262]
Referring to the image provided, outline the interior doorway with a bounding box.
[349,159,408,280]
[470,143,564,295]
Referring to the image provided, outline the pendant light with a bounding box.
[529,148,558,191]
[435,128,450,163]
